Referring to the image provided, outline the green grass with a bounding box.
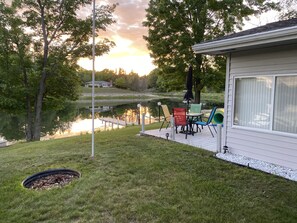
[81,95,152,100]
[1,124,297,222]
[201,92,225,104]
[80,87,225,105]
[81,86,140,94]
[157,91,225,104]
[79,87,158,101]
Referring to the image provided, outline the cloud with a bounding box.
[79,0,154,75]
[78,34,155,76]
[102,0,150,52]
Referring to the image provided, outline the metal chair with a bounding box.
[189,103,202,114]
[189,103,202,131]
[159,105,171,131]
[173,107,191,139]
[195,106,217,137]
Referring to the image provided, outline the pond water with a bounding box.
[0,98,223,144]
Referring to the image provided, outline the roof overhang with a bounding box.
[192,26,297,55]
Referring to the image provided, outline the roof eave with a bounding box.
[192,26,297,55]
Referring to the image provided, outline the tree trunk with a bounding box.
[33,69,47,141]
[18,45,34,141]
[32,1,48,141]
[194,87,201,104]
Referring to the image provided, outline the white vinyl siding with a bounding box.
[225,44,297,169]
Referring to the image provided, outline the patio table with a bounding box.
[186,112,203,133]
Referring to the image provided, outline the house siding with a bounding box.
[225,43,297,169]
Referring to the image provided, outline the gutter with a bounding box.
[192,26,297,55]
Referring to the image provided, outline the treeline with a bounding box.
[78,67,225,93]
[78,68,148,92]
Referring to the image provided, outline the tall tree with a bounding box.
[143,0,278,103]
[278,0,297,20]
[0,0,116,141]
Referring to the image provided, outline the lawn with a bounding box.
[81,86,140,94]
[1,124,297,222]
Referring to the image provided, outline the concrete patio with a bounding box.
[142,125,218,153]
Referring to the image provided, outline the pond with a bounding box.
[0,98,223,145]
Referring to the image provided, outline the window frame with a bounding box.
[232,73,297,137]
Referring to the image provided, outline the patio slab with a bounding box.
[142,126,217,153]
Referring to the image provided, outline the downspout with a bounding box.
[222,53,231,150]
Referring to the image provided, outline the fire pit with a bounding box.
[22,168,80,190]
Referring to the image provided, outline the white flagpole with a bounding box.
[91,0,96,158]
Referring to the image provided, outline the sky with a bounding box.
[77,0,280,76]
[77,0,155,76]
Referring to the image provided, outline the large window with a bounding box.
[233,75,297,134]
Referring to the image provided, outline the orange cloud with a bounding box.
[78,0,155,76]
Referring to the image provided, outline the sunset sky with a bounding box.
[78,0,279,76]
[78,0,155,76]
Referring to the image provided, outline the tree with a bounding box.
[143,0,278,103]
[0,0,116,141]
[96,69,117,82]
[114,76,127,89]
[278,0,297,20]
[147,68,159,89]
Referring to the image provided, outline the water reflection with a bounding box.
[0,98,223,143]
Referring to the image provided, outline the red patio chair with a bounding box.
[173,107,192,139]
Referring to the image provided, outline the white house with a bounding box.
[0,136,7,147]
[85,81,112,88]
[192,18,297,169]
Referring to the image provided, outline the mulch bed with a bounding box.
[27,173,79,190]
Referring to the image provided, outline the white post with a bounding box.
[117,117,120,129]
[170,115,175,140]
[141,113,145,133]
[137,103,141,125]
[91,0,96,158]
[217,124,222,153]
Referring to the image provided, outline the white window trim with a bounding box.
[231,73,297,137]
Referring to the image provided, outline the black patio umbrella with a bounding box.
[183,66,194,108]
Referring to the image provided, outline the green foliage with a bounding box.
[96,69,117,82]
[147,68,159,89]
[156,71,184,92]
[114,76,128,89]
[78,68,117,83]
[143,0,279,101]
[0,0,116,140]
[79,68,148,92]
[277,0,297,20]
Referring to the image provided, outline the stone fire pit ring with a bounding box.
[22,168,81,190]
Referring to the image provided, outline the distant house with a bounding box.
[0,136,7,147]
[85,81,112,88]
[193,18,297,169]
